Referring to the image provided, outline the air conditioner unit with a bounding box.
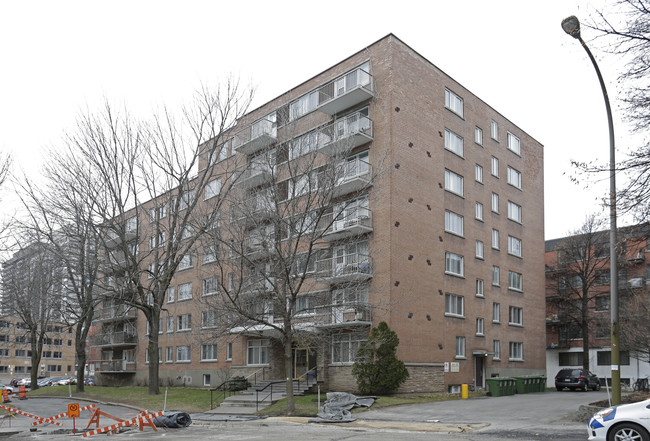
[354,312,364,321]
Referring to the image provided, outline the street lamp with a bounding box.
[561,15,620,405]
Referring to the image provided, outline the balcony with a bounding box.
[317,302,372,328]
[323,207,372,241]
[104,229,137,249]
[94,305,138,322]
[317,67,374,115]
[244,241,275,261]
[90,359,136,374]
[236,163,274,190]
[241,276,275,295]
[232,193,275,226]
[233,115,277,156]
[333,159,372,197]
[89,331,137,348]
[317,112,373,157]
[316,254,373,284]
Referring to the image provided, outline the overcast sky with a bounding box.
[0,0,635,240]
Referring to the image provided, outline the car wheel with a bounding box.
[607,423,650,441]
[593,383,601,391]
[582,383,588,392]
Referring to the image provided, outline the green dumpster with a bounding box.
[514,376,529,394]
[486,377,516,397]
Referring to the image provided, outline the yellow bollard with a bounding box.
[461,384,469,399]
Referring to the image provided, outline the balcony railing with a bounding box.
[90,359,136,373]
[316,254,373,284]
[317,112,373,157]
[94,305,138,322]
[317,67,374,115]
[324,302,372,327]
[233,116,277,155]
[241,276,275,294]
[232,193,275,225]
[323,207,372,241]
[237,163,275,190]
[90,331,137,347]
[333,159,372,197]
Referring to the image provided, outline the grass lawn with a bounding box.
[258,391,487,417]
[27,386,486,416]
[27,385,217,413]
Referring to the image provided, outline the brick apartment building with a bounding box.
[545,224,650,387]
[91,34,546,393]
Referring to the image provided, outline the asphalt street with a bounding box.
[0,390,609,440]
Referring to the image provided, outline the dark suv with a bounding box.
[555,368,601,391]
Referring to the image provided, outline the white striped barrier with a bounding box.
[32,403,97,426]
[82,410,163,437]
[0,404,62,426]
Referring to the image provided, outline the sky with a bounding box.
[0,0,637,240]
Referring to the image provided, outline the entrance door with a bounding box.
[475,356,485,389]
[292,348,317,379]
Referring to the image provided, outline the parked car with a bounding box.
[37,378,55,387]
[588,398,650,440]
[0,384,15,393]
[56,376,77,385]
[555,368,601,391]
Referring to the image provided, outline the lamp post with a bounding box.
[561,15,620,405]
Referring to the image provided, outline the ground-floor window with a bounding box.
[203,374,211,387]
[331,332,366,363]
[176,346,191,362]
[247,339,270,365]
[509,342,523,361]
[201,344,218,361]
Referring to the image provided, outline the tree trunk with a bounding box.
[582,293,591,371]
[148,311,160,395]
[284,340,294,415]
[30,331,40,391]
[76,316,92,393]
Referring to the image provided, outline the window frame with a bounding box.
[476,240,484,259]
[444,210,464,237]
[507,201,522,223]
[455,336,466,359]
[475,127,483,145]
[508,236,523,257]
[491,156,499,177]
[445,88,464,118]
[445,252,465,277]
[509,342,523,361]
[476,279,484,297]
[507,132,521,155]
[475,164,483,183]
[508,271,523,292]
[445,293,465,318]
[444,128,464,157]
[507,166,522,189]
[444,169,464,197]
[475,202,484,221]
[509,306,523,326]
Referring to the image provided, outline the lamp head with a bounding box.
[562,15,581,39]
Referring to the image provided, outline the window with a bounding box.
[476,318,484,336]
[445,252,464,277]
[491,120,498,140]
[445,210,464,236]
[247,339,270,365]
[226,342,233,361]
[491,157,499,177]
[296,294,316,315]
[508,236,522,257]
[290,90,319,121]
[210,141,228,165]
[177,314,192,331]
[146,318,163,335]
[476,279,484,297]
[203,245,217,264]
[159,204,167,219]
[508,271,523,291]
[597,351,630,366]
[491,193,499,213]
[201,310,218,328]
[493,340,501,360]
[201,344,218,361]
[456,336,466,358]
[0,349,8,357]
[493,303,500,322]
[475,164,483,183]
[476,240,484,259]
[332,332,366,364]
[475,127,483,145]
[176,345,191,362]
[444,169,464,196]
[205,178,222,200]
[444,129,464,157]
[507,132,521,155]
[475,202,484,221]
[202,277,219,296]
[508,201,522,223]
[445,88,464,117]
[507,166,522,189]
[179,253,193,270]
[509,306,523,326]
[166,317,174,333]
[166,346,173,363]
[177,283,192,301]
[145,348,163,364]
[509,342,523,361]
[179,190,195,210]
[492,266,500,286]
[167,286,175,303]
[492,229,500,249]
[595,296,610,311]
[595,323,610,339]
[559,352,584,366]
[203,374,211,386]
[445,293,464,317]
[289,170,318,198]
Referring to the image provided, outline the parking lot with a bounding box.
[0,391,608,440]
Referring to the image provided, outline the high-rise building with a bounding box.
[90,34,545,393]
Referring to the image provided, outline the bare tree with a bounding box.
[202,106,382,413]
[1,241,61,389]
[57,82,252,394]
[16,167,102,392]
[546,215,612,371]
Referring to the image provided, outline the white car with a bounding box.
[588,398,650,441]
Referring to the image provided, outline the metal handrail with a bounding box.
[254,368,318,412]
[209,378,251,410]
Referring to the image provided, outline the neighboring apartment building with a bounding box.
[1,245,78,381]
[91,34,545,392]
[545,224,650,387]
